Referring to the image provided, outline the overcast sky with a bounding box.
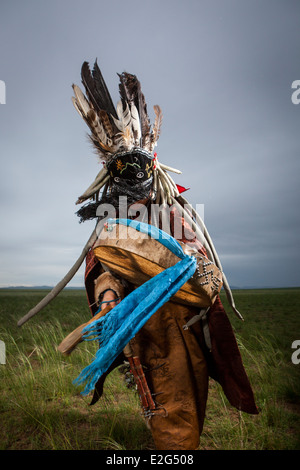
[0,0,299,289]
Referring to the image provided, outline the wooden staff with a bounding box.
[17,229,98,327]
[57,304,112,356]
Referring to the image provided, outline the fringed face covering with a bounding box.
[107,148,154,185]
[76,149,154,223]
[106,148,154,206]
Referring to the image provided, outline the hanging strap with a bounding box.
[183,307,212,351]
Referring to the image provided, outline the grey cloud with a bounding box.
[0,0,299,288]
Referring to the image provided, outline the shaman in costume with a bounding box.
[18,61,258,450]
[70,61,258,450]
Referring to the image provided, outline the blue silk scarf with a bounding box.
[74,218,197,395]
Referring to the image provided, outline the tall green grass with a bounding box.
[0,288,299,450]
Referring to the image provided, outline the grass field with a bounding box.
[0,287,299,450]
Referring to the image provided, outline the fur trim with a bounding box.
[94,271,125,304]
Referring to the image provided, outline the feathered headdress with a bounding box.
[72,60,181,206]
[72,62,162,159]
[15,61,244,330]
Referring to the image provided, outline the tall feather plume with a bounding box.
[118,72,151,150]
[72,60,170,210]
[72,84,116,159]
[136,80,151,150]
[73,61,122,160]
[113,101,132,131]
[72,61,163,161]
[99,109,114,138]
[112,101,135,150]
[130,103,142,145]
[150,105,163,151]
[86,109,114,152]
[81,60,117,119]
[72,85,90,118]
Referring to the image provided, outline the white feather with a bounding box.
[130,104,142,145]
[111,100,135,149]
[72,84,91,117]
[112,101,131,131]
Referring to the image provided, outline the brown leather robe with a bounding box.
[84,206,258,450]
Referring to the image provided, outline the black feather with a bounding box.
[118,72,151,147]
[81,60,117,119]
